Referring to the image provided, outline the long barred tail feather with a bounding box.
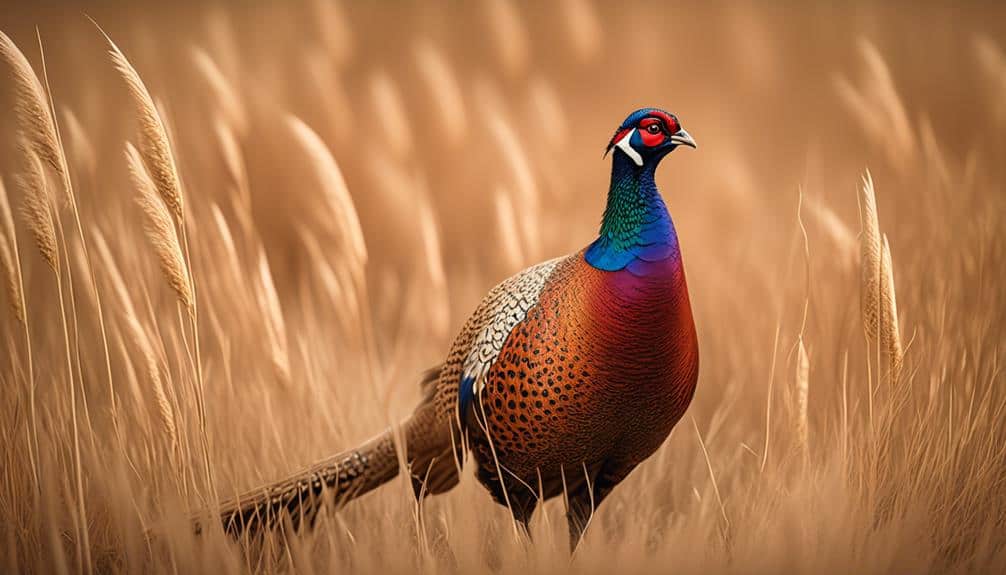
[196,366,457,538]
[204,431,401,537]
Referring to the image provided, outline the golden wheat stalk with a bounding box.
[806,193,857,270]
[16,146,58,272]
[0,31,63,179]
[417,194,450,337]
[856,40,915,164]
[1,173,40,495]
[795,338,810,451]
[190,47,247,136]
[255,250,291,383]
[17,136,91,571]
[880,234,904,383]
[369,71,413,157]
[95,20,216,499]
[858,171,882,342]
[125,143,193,313]
[528,77,567,148]
[286,116,368,268]
[414,40,467,145]
[485,0,529,76]
[0,234,20,322]
[560,0,602,62]
[0,178,24,323]
[143,336,178,448]
[59,108,96,181]
[494,187,525,270]
[91,230,176,445]
[213,119,249,206]
[127,312,178,447]
[417,196,446,290]
[95,25,184,222]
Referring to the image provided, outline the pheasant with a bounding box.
[208,108,699,551]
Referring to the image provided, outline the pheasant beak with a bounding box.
[670,128,697,149]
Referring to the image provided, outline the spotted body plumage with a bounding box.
[211,108,700,551]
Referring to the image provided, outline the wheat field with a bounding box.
[0,1,1004,573]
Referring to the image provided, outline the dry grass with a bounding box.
[125,142,192,313]
[0,2,1003,574]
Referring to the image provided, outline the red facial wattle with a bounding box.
[611,127,631,147]
[638,119,665,147]
[605,109,692,161]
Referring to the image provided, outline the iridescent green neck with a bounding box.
[585,153,678,272]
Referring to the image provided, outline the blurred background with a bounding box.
[0,1,1003,572]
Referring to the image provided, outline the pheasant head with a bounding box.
[604,108,696,169]
[586,108,697,273]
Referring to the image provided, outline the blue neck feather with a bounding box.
[584,152,679,273]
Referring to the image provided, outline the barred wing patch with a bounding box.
[458,257,562,423]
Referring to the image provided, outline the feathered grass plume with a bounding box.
[415,40,467,145]
[795,339,810,451]
[806,193,858,270]
[254,250,291,383]
[859,171,882,342]
[417,194,449,337]
[494,187,525,270]
[369,70,413,157]
[286,116,368,268]
[0,178,25,323]
[0,31,63,179]
[16,147,58,272]
[835,40,915,170]
[880,234,904,382]
[560,0,602,62]
[60,108,96,180]
[191,46,247,136]
[484,0,529,76]
[92,230,177,447]
[859,172,905,383]
[95,23,184,222]
[490,115,540,260]
[125,143,193,313]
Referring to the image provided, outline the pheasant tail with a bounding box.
[205,367,456,536]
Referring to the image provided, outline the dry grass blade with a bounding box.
[0,238,21,322]
[560,0,602,62]
[415,40,467,144]
[0,31,63,179]
[485,0,529,76]
[16,147,58,272]
[369,70,413,157]
[286,116,368,267]
[191,46,247,136]
[806,194,857,270]
[417,196,446,290]
[835,41,915,169]
[96,23,184,222]
[795,339,810,451]
[857,40,915,163]
[125,142,193,313]
[880,234,904,383]
[144,337,178,448]
[0,178,24,323]
[490,115,540,260]
[255,250,291,383]
[214,119,245,194]
[494,187,524,270]
[93,230,177,446]
[859,171,881,341]
[528,76,566,148]
[60,108,96,180]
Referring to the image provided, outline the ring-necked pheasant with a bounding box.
[208,108,699,551]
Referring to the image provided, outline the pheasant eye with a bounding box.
[645,123,662,134]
